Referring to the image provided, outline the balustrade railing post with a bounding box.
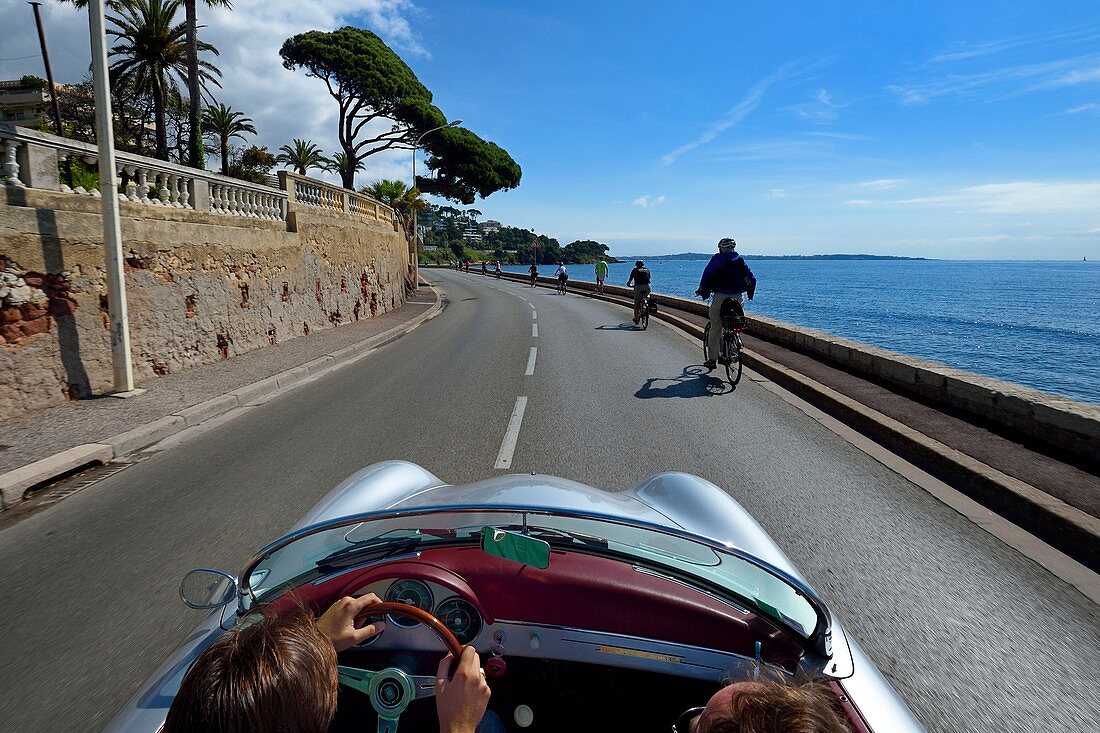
[115,161,127,202]
[3,139,25,187]
[123,165,138,201]
[135,167,149,203]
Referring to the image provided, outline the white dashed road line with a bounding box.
[532,310,537,319]
[532,323,538,338]
[525,347,537,376]
[494,396,528,469]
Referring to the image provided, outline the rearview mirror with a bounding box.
[180,568,237,609]
[480,527,551,569]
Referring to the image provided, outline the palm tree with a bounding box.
[203,103,255,174]
[324,152,365,189]
[362,179,425,242]
[276,139,326,175]
[184,0,232,168]
[105,0,221,160]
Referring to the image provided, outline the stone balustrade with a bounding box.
[1,123,292,222]
[280,171,398,227]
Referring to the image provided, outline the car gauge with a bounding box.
[436,597,482,645]
[384,580,434,627]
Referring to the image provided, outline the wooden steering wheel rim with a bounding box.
[355,601,464,660]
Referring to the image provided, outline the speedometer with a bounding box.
[435,597,483,645]
[385,580,434,627]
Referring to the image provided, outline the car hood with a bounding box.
[293,461,807,585]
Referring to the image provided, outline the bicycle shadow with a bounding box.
[635,365,731,399]
[594,323,636,331]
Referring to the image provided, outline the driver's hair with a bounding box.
[164,607,338,733]
[700,679,851,733]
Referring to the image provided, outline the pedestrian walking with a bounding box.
[595,257,609,293]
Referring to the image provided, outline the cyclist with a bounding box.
[626,259,651,326]
[528,262,539,287]
[554,262,569,294]
[594,257,609,293]
[696,237,756,369]
[494,261,502,279]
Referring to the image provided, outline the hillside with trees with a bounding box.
[418,204,612,264]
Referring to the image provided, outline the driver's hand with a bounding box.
[315,594,387,652]
[435,646,490,733]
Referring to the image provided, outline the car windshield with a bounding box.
[242,508,820,639]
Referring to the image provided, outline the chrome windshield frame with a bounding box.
[237,504,835,658]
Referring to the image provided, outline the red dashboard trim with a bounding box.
[280,546,803,666]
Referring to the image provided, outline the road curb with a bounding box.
[0,287,444,510]
[478,270,1100,571]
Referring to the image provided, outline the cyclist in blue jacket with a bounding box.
[696,237,756,369]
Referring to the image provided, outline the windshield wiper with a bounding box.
[316,536,423,570]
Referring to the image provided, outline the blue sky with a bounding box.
[406,1,1100,259]
[2,0,1099,259]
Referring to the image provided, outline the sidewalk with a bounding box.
[0,287,440,500]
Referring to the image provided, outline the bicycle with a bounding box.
[556,276,568,295]
[636,291,655,330]
[702,298,745,386]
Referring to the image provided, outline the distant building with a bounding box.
[482,219,501,234]
[0,78,51,128]
[461,224,483,244]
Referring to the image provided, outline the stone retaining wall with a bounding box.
[478,267,1100,463]
[2,187,409,416]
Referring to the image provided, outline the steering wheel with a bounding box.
[337,602,465,733]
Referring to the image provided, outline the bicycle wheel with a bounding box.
[724,333,743,386]
[640,298,650,330]
[702,323,711,362]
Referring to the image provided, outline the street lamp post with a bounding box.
[88,0,135,394]
[410,120,461,290]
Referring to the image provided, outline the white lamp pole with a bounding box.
[88,0,134,393]
[410,119,461,288]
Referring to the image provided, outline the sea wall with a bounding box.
[1,187,408,416]
[480,267,1100,463]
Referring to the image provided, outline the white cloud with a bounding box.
[1063,103,1100,114]
[888,53,1100,105]
[859,178,908,190]
[0,0,428,190]
[846,181,1100,214]
[786,88,845,123]
[766,189,786,199]
[928,27,1100,64]
[1087,227,1100,235]
[660,62,797,166]
[632,194,665,207]
[800,131,870,141]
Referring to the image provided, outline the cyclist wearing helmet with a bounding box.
[696,238,756,369]
[627,259,652,326]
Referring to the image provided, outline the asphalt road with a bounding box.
[0,269,1097,732]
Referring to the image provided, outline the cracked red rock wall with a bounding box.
[0,188,409,416]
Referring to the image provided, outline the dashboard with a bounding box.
[377,578,483,645]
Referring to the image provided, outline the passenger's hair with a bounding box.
[164,607,338,733]
[700,679,851,733]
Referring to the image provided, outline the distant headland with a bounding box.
[623,253,928,262]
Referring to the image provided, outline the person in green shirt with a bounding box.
[594,257,610,293]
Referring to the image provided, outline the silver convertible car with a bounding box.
[106,461,926,732]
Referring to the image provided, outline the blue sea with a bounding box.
[503,259,1100,404]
